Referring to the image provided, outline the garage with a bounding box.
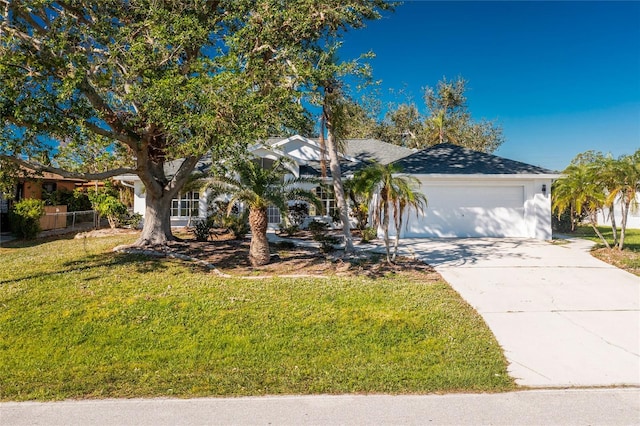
[402,182,526,238]
[391,144,559,240]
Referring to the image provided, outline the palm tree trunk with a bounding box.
[589,211,610,249]
[609,203,618,248]
[392,203,403,262]
[325,114,354,254]
[249,206,270,266]
[619,199,630,251]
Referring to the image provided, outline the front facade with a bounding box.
[599,193,640,230]
[115,136,560,240]
[391,144,558,240]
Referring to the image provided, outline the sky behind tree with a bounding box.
[339,0,640,171]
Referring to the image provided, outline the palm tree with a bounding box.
[206,157,320,266]
[604,151,640,250]
[352,162,427,263]
[552,163,610,248]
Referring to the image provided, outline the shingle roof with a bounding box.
[392,143,556,175]
[342,139,415,165]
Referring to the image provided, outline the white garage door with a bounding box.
[402,184,526,238]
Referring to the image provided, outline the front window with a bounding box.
[171,191,200,218]
[309,186,335,217]
[267,205,281,224]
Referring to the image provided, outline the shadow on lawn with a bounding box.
[0,251,168,286]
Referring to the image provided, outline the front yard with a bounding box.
[0,234,514,401]
[571,226,640,276]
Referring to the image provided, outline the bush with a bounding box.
[360,226,377,243]
[308,219,340,253]
[10,198,45,239]
[224,212,250,239]
[89,190,127,228]
[190,219,211,242]
[287,202,309,226]
[279,224,299,237]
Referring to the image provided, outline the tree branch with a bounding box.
[1,155,137,181]
[78,78,139,150]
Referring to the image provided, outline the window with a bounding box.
[171,191,200,218]
[267,205,281,224]
[309,186,335,217]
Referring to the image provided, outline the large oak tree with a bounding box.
[0,0,390,247]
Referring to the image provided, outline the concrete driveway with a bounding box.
[395,237,640,387]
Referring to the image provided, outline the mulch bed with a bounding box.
[160,229,439,280]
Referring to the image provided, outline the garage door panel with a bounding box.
[402,184,527,238]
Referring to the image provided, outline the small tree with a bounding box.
[352,162,426,263]
[88,189,127,229]
[552,162,610,248]
[10,198,45,239]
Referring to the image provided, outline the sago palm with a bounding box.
[207,157,320,266]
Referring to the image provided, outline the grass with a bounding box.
[0,235,514,401]
[570,226,640,275]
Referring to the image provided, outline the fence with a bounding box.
[41,210,98,231]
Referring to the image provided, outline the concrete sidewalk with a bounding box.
[394,237,640,387]
[1,389,638,426]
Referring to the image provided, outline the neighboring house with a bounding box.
[115,135,560,240]
[599,194,640,229]
[4,170,89,231]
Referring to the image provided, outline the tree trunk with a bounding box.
[589,211,610,249]
[382,201,391,264]
[325,123,354,254]
[133,155,199,248]
[135,191,175,246]
[619,199,630,251]
[249,206,270,266]
[609,203,618,248]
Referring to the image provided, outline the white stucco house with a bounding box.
[598,194,640,230]
[114,135,560,240]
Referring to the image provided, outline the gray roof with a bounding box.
[392,143,556,175]
[342,139,415,165]
[265,136,413,165]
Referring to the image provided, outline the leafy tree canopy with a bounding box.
[0,0,391,246]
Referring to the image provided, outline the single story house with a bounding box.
[115,135,560,240]
[598,194,640,230]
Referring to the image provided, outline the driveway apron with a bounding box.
[396,238,640,387]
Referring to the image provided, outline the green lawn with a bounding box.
[571,226,640,275]
[0,235,514,401]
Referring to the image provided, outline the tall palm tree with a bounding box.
[552,163,610,248]
[207,157,320,266]
[352,162,427,263]
[604,151,640,250]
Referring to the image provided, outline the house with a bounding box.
[5,170,89,231]
[391,143,558,240]
[598,194,640,230]
[115,135,560,240]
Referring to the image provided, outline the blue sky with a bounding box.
[338,1,640,171]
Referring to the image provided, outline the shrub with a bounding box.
[279,224,299,237]
[287,202,309,226]
[10,198,45,239]
[88,190,127,228]
[190,219,211,242]
[224,212,250,239]
[308,219,340,253]
[360,226,377,243]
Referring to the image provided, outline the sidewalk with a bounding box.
[1,389,638,426]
